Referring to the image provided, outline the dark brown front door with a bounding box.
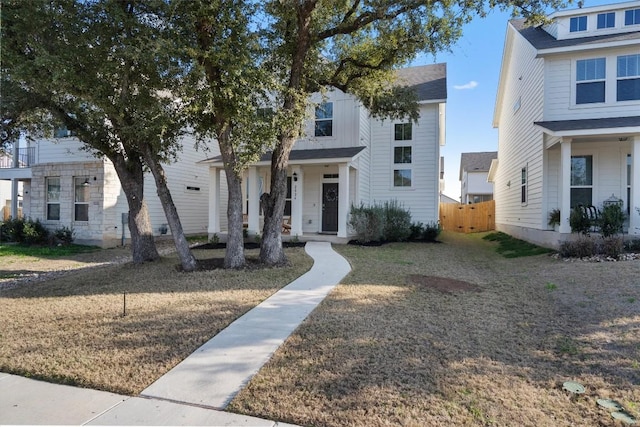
[322,182,338,233]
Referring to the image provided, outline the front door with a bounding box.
[322,182,339,233]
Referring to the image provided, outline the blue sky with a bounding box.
[413,1,614,200]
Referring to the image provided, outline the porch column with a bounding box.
[338,163,349,238]
[208,167,221,235]
[559,138,572,234]
[11,141,19,218]
[247,166,260,234]
[630,137,640,236]
[290,166,303,236]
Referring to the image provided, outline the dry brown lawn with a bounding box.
[229,232,640,427]
[0,244,312,395]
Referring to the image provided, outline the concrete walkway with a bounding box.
[0,242,351,425]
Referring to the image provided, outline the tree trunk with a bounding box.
[260,141,294,265]
[223,167,246,268]
[111,155,160,264]
[141,146,198,272]
[219,131,246,269]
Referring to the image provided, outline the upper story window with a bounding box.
[576,58,606,104]
[625,8,640,26]
[617,54,640,101]
[597,12,615,29]
[46,177,61,221]
[570,15,587,32]
[314,102,333,137]
[54,125,76,138]
[394,146,412,164]
[394,123,412,140]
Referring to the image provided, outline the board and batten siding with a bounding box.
[494,26,546,231]
[295,90,361,151]
[544,46,640,121]
[369,103,441,225]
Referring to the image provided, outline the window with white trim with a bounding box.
[617,54,640,101]
[521,166,527,204]
[576,58,606,104]
[570,15,587,32]
[571,155,593,208]
[394,123,412,141]
[46,177,61,221]
[314,102,333,137]
[597,12,615,29]
[74,177,90,221]
[625,8,640,26]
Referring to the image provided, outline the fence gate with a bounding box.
[439,200,495,233]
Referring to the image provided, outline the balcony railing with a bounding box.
[0,147,36,168]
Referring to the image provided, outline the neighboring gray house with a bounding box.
[201,64,448,238]
[490,0,640,248]
[459,151,497,204]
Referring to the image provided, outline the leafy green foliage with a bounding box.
[349,203,385,243]
[569,207,592,235]
[409,221,441,242]
[482,232,553,258]
[1,217,48,245]
[598,204,625,238]
[54,226,75,245]
[382,200,412,242]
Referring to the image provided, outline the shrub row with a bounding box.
[348,200,440,243]
[559,235,625,259]
[0,217,74,245]
[569,204,626,237]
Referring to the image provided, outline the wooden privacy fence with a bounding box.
[439,200,495,233]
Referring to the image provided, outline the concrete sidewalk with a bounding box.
[0,242,351,425]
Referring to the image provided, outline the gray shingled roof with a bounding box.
[511,18,640,51]
[200,146,366,165]
[459,151,497,180]
[534,116,640,132]
[395,63,447,101]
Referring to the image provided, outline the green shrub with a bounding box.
[600,236,624,259]
[409,222,425,240]
[624,238,640,253]
[349,202,384,243]
[423,221,442,242]
[22,219,49,245]
[1,217,49,244]
[382,200,412,242]
[598,204,625,238]
[569,207,592,235]
[558,235,597,258]
[548,208,561,227]
[54,226,75,245]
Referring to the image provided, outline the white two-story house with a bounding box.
[0,132,211,247]
[202,64,447,239]
[460,151,497,204]
[490,1,640,247]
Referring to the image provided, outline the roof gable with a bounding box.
[459,151,497,180]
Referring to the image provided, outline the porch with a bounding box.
[537,117,640,236]
[200,147,366,239]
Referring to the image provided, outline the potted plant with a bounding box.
[548,208,561,230]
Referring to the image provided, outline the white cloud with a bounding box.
[453,81,478,90]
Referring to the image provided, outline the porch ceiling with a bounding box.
[199,146,366,167]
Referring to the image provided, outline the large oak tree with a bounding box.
[2,0,198,270]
